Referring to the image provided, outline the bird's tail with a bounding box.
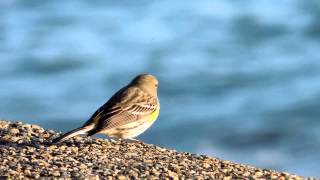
[52,124,95,144]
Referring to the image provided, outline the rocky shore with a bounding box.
[0,120,315,179]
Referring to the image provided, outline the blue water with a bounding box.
[1,0,320,177]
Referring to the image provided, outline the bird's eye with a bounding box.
[155,84,158,87]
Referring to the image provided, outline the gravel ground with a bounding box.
[0,120,316,179]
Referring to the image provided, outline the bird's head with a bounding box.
[130,74,158,96]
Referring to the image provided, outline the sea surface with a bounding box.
[1,0,320,177]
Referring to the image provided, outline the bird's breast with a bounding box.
[149,106,160,122]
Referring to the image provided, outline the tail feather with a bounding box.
[52,124,95,143]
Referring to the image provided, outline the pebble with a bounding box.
[9,128,20,135]
[168,170,179,180]
[52,171,60,176]
[0,120,307,179]
[255,170,263,177]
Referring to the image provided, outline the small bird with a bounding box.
[52,74,160,143]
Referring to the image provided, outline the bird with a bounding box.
[52,74,160,143]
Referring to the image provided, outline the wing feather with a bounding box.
[87,86,158,133]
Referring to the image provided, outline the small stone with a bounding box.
[74,136,82,142]
[32,173,40,179]
[85,174,100,180]
[270,173,278,179]
[0,121,9,129]
[255,170,263,177]
[48,130,55,134]
[79,164,87,169]
[117,175,126,180]
[223,176,232,180]
[203,163,210,169]
[308,177,318,180]
[52,171,60,177]
[31,124,41,130]
[243,171,250,177]
[155,146,167,152]
[168,170,179,180]
[24,169,32,177]
[151,169,160,176]
[281,172,290,176]
[9,128,20,135]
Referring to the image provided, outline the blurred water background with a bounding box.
[1,0,320,177]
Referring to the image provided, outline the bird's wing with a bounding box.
[99,98,158,130]
[88,87,158,131]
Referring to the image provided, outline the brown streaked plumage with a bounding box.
[52,74,160,143]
